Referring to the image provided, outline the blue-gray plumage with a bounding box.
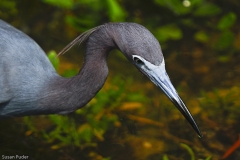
[0,20,202,137]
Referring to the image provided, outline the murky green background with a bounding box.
[1,0,240,159]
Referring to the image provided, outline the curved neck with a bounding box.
[27,26,123,116]
[39,40,114,115]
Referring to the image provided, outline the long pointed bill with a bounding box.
[133,55,202,138]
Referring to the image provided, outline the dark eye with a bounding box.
[133,57,144,65]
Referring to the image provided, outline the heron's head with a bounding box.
[107,23,202,137]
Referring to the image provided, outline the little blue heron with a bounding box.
[0,20,202,137]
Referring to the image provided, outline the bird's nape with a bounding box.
[58,25,103,56]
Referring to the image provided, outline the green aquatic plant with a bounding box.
[180,143,212,160]
[199,87,240,124]
[162,143,212,160]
